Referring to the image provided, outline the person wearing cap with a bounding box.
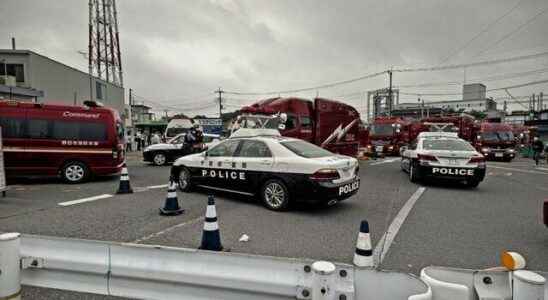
[532,136,544,166]
[181,124,202,154]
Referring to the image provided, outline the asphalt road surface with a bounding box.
[1,153,547,299]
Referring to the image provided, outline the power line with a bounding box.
[439,0,526,64]
[132,93,217,111]
[224,71,387,96]
[393,50,548,73]
[333,66,548,98]
[504,89,529,109]
[474,5,548,57]
[399,78,548,96]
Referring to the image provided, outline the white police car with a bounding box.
[143,133,221,166]
[400,132,486,187]
[171,128,360,211]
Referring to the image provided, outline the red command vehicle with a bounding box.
[240,97,361,156]
[0,100,125,183]
[475,122,516,161]
[367,117,412,156]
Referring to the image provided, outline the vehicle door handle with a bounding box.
[223,159,231,164]
[259,160,271,165]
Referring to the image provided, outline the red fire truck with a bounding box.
[366,117,412,156]
[475,122,517,161]
[0,100,125,183]
[239,97,361,156]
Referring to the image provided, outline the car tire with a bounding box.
[152,152,167,166]
[260,179,290,211]
[466,179,480,188]
[178,167,193,192]
[409,161,420,183]
[61,161,89,184]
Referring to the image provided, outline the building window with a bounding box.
[95,81,105,100]
[0,63,25,83]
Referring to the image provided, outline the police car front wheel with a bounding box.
[261,180,290,211]
[178,167,193,192]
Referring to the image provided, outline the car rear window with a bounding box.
[280,140,333,158]
[422,138,475,151]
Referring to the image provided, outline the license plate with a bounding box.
[448,159,458,165]
[495,153,503,157]
[338,180,360,196]
[376,146,383,152]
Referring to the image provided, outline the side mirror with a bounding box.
[203,151,208,157]
[278,124,286,130]
[280,113,288,123]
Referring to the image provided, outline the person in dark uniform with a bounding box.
[182,124,203,154]
[532,136,544,166]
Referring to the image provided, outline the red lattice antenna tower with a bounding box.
[88,0,123,86]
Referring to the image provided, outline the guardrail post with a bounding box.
[512,270,546,300]
[311,261,336,300]
[0,233,21,300]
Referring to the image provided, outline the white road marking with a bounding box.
[58,194,113,206]
[536,167,548,171]
[489,165,548,175]
[132,216,204,243]
[373,187,426,265]
[147,184,169,189]
[370,158,399,166]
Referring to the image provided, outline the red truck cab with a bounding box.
[241,97,361,156]
[367,117,411,156]
[0,100,125,183]
[475,122,517,161]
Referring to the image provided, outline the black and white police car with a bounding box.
[400,132,486,187]
[171,128,360,211]
[143,133,221,166]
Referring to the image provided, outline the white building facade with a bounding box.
[0,49,125,116]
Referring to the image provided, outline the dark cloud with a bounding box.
[1,0,547,115]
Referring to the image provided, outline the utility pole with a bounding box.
[388,70,393,117]
[216,88,224,119]
[537,92,542,112]
[418,97,424,119]
[129,88,133,106]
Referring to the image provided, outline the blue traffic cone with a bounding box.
[159,181,184,216]
[353,220,374,267]
[116,163,133,194]
[199,195,223,251]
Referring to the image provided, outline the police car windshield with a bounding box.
[422,138,475,151]
[281,140,333,158]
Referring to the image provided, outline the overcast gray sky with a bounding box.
[2,0,548,116]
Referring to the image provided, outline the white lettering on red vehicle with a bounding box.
[61,140,100,146]
[432,168,474,176]
[63,111,101,118]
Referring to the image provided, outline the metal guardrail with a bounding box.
[0,233,432,300]
[421,266,547,300]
